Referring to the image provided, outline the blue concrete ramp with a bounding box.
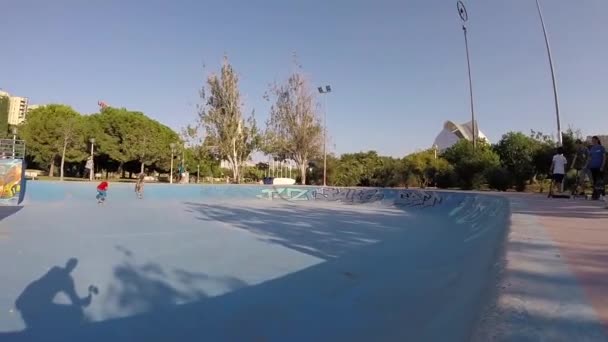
[0,183,509,341]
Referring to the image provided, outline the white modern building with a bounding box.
[433,120,489,151]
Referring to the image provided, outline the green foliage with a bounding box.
[264,70,322,184]
[19,105,87,178]
[485,166,512,191]
[494,132,538,190]
[89,107,180,174]
[0,95,9,137]
[197,57,260,183]
[442,139,500,190]
[403,149,451,188]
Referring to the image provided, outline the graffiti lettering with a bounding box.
[397,190,441,208]
[256,187,441,208]
[257,187,311,201]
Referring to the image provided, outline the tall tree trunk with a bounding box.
[140,162,145,174]
[60,140,67,181]
[300,163,307,185]
[49,159,55,178]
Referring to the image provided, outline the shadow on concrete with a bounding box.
[184,201,412,260]
[10,258,98,340]
[0,206,22,221]
[1,198,509,342]
[472,236,608,341]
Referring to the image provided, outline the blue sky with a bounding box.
[2,0,607,156]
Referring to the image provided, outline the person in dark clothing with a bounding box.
[588,136,606,199]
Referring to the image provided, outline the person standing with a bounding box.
[83,156,93,180]
[550,146,568,196]
[589,136,606,200]
[571,139,590,195]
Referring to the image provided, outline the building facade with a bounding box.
[8,96,28,125]
[0,90,30,125]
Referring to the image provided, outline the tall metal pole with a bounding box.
[170,143,176,184]
[318,85,331,187]
[463,26,476,149]
[12,129,16,159]
[535,0,562,146]
[323,94,327,187]
[458,1,476,149]
[89,140,94,181]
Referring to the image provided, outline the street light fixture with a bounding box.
[457,1,477,149]
[317,85,331,187]
[89,138,95,181]
[535,0,562,146]
[170,143,176,184]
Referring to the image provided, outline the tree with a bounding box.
[404,149,451,188]
[442,139,500,189]
[264,70,323,184]
[494,132,538,190]
[0,95,9,137]
[90,107,180,177]
[196,57,260,183]
[19,105,86,179]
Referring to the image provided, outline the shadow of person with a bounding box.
[14,258,99,332]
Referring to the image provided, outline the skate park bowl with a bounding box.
[0,182,510,342]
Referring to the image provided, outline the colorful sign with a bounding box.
[0,159,25,205]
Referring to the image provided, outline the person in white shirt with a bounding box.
[551,147,568,194]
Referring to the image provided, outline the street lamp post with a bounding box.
[89,138,95,181]
[535,0,562,146]
[170,143,176,184]
[317,85,332,187]
[11,127,17,159]
[457,1,477,149]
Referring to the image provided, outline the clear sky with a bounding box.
[2,0,607,157]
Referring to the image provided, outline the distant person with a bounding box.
[550,146,567,195]
[571,139,590,195]
[96,181,109,204]
[589,136,606,200]
[83,156,93,180]
[135,173,145,199]
[15,258,98,330]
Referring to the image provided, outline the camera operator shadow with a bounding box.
[14,258,99,331]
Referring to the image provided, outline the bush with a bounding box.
[486,166,512,191]
[435,166,457,189]
[442,139,500,190]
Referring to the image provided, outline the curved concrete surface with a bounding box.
[0,182,510,341]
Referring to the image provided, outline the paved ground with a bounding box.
[473,193,608,341]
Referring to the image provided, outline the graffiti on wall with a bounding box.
[0,159,23,205]
[257,187,312,201]
[396,190,442,208]
[257,186,442,207]
[313,187,385,203]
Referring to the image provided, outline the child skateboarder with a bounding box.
[135,173,145,199]
[96,181,109,204]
